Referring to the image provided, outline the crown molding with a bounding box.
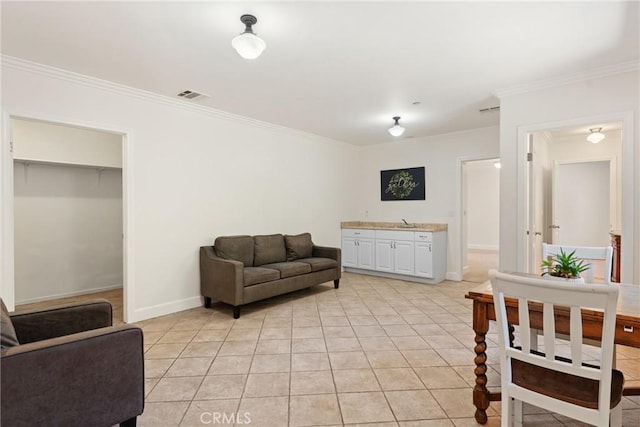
[1,55,347,146]
[493,60,640,99]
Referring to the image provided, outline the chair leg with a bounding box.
[611,403,622,427]
[120,417,137,427]
[204,297,212,308]
[513,399,523,427]
[233,306,240,319]
[334,279,340,289]
[502,396,513,427]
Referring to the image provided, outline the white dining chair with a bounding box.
[490,270,624,427]
[542,243,613,284]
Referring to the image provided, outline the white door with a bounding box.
[527,135,546,274]
[552,160,611,246]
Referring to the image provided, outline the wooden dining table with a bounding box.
[465,280,640,424]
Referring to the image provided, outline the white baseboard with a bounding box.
[133,296,202,323]
[446,272,463,281]
[468,245,499,252]
[16,284,123,305]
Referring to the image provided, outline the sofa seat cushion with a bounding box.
[215,236,254,266]
[297,257,338,272]
[285,233,313,261]
[243,267,280,287]
[254,234,287,266]
[260,262,312,278]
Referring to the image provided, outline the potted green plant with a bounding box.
[541,248,589,283]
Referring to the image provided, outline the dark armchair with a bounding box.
[1,299,144,427]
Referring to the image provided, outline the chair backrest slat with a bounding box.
[570,306,583,367]
[543,302,555,360]
[518,297,531,354]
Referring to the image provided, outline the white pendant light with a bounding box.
[587,127,605,144]
[232,14,266,60]
[388,116,405,137]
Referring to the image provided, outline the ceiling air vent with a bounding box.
[176,90,208,100]
[479,106,500,113]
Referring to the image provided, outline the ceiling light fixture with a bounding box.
[388,116,405,137]
[586,128,605,144]
[232,14,266,60]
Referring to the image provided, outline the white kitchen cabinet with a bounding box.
[374,230,414,276]
[341,229,375,270]
[375,239,394,273]
[394,239,415,275]
[414,231,447,280]
[414,232,434,278]
[342,226,447,284]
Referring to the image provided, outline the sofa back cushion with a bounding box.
[1,299,19,351]
[285,233,314,261]
[214,236,254,267]
[253,234,287,266]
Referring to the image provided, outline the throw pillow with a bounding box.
[215,236,255,267]
[1,299,19,350]
[284,233,313,261]
[253,234,287,266]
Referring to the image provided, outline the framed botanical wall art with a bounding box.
[380,167,425,201]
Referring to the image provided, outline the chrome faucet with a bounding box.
[402,219,409,225]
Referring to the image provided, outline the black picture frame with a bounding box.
[380,167,425,201]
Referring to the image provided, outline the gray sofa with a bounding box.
[200,233,341,318]
[0,299,144,427]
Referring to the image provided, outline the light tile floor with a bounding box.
[17,273,640,426]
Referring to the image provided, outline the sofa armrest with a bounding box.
[10,299,112,344]
[313,245,341,266]
[200,246,244,306]
[1,325,144,427]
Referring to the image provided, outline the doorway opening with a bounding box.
[526,121,622,281]
[461,157,500,282]
[7,116,128,323]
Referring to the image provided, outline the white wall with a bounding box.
[466,160,499,250]
[498,70,639,282]
[12,118,123,168]
[13,163,123,303]
[354,126,500,280]
[1,59,360,320]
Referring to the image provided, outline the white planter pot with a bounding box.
[542,274,585,284]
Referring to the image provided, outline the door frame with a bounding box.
[516,111,636,283]
[457,154,500,281]
[1,109,134,322]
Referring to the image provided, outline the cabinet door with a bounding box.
[342,237,358,268]
[358,238,376,270]
[394,240,415,275]
[375,239,394,272]
[414,241,433,278]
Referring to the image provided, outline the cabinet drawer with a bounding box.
[342,228,375,239]
[414,232,433,242]
[375,230,414,241]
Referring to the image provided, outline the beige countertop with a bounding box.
[341,221,448,232]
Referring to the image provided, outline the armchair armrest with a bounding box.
[1,324,144,427]
[200,246,244,306]
[10,299,112,345]
[313,245,341,266]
